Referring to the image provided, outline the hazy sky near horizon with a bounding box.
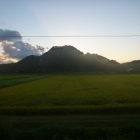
[0,0,140,63]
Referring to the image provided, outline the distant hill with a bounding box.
[122,60,140,72]
[0,45,136,73]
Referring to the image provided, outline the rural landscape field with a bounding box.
[0,74,140,115]
[1,0,140,139]
[0,74,140,139]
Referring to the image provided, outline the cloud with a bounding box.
[1,41,45,60]
[0,29,22,42]
[0,29,45,64]
[0,56,15,64]
[0,57,8,63]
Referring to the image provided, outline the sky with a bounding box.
[0,0,140,63]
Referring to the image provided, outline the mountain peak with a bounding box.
[43,45,84,56]
[49,45,81,52]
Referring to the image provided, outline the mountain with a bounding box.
[0,45,125,73]
[122,60,140,72]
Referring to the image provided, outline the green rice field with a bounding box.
[0,75,50,89]
[0,74,140,115]
[0,74,140,139]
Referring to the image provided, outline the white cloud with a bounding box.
[0,29,45,64]
[0,41,45,63]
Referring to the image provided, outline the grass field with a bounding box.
[0,75,35,80]
[0,74,140,139]
[1,114,140,140]
[0,74,140,115]
[0,75,51,89]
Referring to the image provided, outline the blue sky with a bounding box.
[0,0,140,63]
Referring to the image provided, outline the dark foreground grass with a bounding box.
[0,104,140,115]
[0,75,51,89]
[0,115,140,140]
